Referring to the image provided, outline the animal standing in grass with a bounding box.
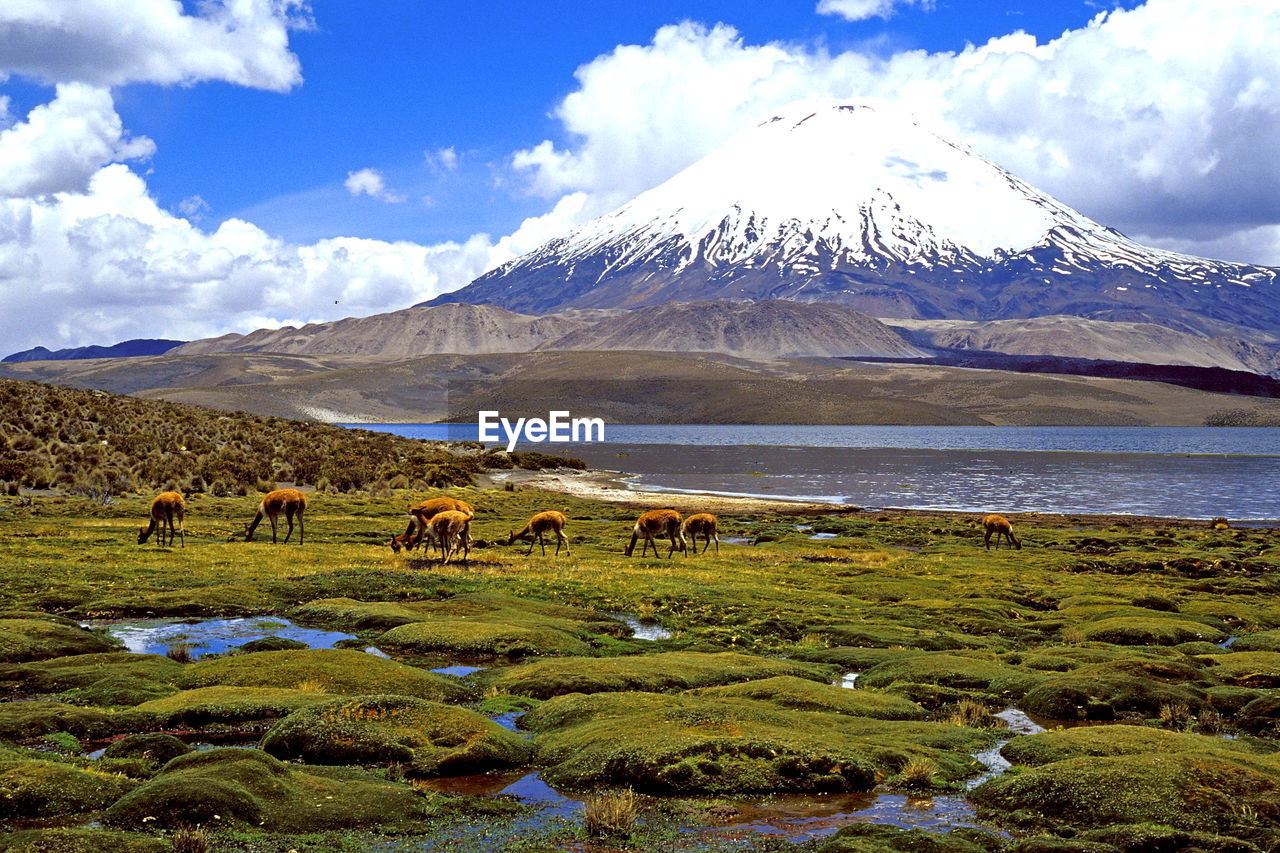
[138,491,185,548]
[509,510,571,556]
[625,509,687,558]
[982,513,1021,550]
[682,512,719,554]
[429,509,471,564]
[242,488,307,544]
[390,496,475,553]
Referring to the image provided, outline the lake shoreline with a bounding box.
[492,467,1256,527]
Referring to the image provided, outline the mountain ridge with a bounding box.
[425,102,1280,340]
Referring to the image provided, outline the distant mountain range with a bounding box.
[2,339,185,363]
[170,300,926,361]
[427,102,1280,348]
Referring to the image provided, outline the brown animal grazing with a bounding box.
[390,497,475,552]
[509,511,571,556]
[138,491,185,548]
[982,514,1021,550]
[429,509,471,565]
[243,488,307,544]
[625,509,687,558]
[682,513,719,554]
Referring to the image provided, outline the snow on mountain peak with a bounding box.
[562,100,1108,266]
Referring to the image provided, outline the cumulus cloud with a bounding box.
[512,2,1280,262]
[0,164,499,352]
[816,0,935,22]
[0,83,153,197]
[343,168,405,203]
[0,0,309,90]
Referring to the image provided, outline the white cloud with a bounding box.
[816,0,935,22]
[176,194,210,220]
[0,164,499,353]
[343,168,404,203]
[512,2,1280,259]
[426,147,459,173]
[0,0,309,91]
[0,84,153,198]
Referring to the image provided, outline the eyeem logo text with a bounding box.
[478,411,605,452]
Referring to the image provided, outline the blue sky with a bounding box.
[14,0,1142,246]
[0,0,1275,351]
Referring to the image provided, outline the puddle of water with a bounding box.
[89,617,358,660]
[721,536,754,545]
[964,741,1012,790]
[994,708,1047,736]
[1218,636,1238,649]
[431,665,487,677]
[706,790,994,842]
[417,771,585,819]
[836,673,860,689]
[487,712,528,735]
[795,525,813,532]
[613,614,673,641]
[365,646,391,658]
[809,533,839,540]
[86,730,260,760]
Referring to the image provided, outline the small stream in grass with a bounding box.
[70,615,1042,844]
[84,616,361,660]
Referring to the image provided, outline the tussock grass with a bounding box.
[584,788,639,838]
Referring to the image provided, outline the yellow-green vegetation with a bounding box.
[368,592,624,658]
[0,618,116,662]
[2,486,1280,850]
[0,828,171,853]
[178,649,469,701]
[0,378,581,496]
[0,758,137,818]
[687,675,928,720]
[100,733,193,765]
[102,748,437,832]
[131,687,336,727]
[488,651,830,699]
[260,694,532,774]
[523,691,997,793]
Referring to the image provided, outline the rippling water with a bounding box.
[345,424,1280,519]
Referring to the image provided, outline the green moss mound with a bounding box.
[857,654,1043,700]
[377,619,593,658]
[490,651,831,699]
[1239,695,1280,735]
[101,733,193,765]
[1077,824,1266,853]
[814,623,983,651]
[132,687,334,727]
[524,691,995,794]
[1202,651,1280,687]
[1001,725,1271,767]
[0,828,170,853]
[971,753,1280,836]
[1234,630,1280,652]
[102,748,435,832]
[238,636,309,652]
[261,694,531,775]
[1075,616,1228,646]
[290,598,428,631]
[0,619,116,662]
[688,676,928,720]
[1021,659,1210,720]
[0,759,137,818]
[0,700,120,740]
[816,823,1001,852]
[0,652,183,707]
[789,646,928,671]
[178,649,468,701]
[77,585,273,619]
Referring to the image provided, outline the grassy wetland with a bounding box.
[2,383,1280,851]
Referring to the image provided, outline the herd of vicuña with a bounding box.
[136,489,1027,561]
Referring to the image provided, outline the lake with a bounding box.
[342,424,1280,520]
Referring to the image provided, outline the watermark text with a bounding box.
[478,410,605,452]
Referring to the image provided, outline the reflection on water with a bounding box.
[613,614,673,641]
[708,790,994,842]
[90,617,358,659]
[430,665,487,677]
[994,708,1048,736]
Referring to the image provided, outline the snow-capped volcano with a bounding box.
[430,102,1280,339]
